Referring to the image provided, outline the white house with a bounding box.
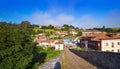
[37,40,49,47]
[101,38,120,52]
[54,41,64,50]
[80,33,120,53]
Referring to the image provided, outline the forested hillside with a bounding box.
[0,21,38,69]
[92,26,120,33]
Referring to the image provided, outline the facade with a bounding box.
[37,40,53,47]
[80,33,120,53]
[101,39,120,52]
[54,41,64,50]
[54,40,64,50]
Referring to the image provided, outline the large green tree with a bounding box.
[0,21,37,69]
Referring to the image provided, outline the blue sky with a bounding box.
[0,0,120,28]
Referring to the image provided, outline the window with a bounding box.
[58,45,60,47]
[118,42,120,45]
[106,43,108,46]
[112,42,114,47]
[118,49,120,53]
[112,49,114,52]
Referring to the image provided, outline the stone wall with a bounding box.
[70,49,120,69]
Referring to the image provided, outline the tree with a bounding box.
[102,26,106,31]
[0,21,37,69]
[76,31,82,36]
[20,21,31,29]
[48,24,54,29]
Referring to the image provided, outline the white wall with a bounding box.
[101,39,120,52]
[55,44,64,50]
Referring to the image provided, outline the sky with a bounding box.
[0,0,120,28]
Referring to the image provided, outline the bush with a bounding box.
[37,47,61,65]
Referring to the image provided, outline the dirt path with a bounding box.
[38,53,62,69]
[62,47,97,69]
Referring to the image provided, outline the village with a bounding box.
[1,0,120,69]
[34,25,120,53]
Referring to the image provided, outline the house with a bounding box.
[80,33,120,53]
[70,30,77,35]
[54,41,64,50]
[34,33,46,43]
[37,40,48,47]
[81,30,102,36]
[55,31,68,36]
[34,33,64,50]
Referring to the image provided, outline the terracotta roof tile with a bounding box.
[92,33,120,41]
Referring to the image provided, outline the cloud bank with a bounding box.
[28,10,120,29]
[28,11,75,26]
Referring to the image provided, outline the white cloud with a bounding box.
[28,11,75,26]
[56,14,75,24]
[28,10,120,29]
[74,10,120,28]
[28,12,52,25]
[74,15,100,29]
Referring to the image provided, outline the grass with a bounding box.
[38,47,61,64]
[72,48,87,51]
[32,47,61,69]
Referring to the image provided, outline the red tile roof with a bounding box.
[92,33,120,41]
[55,41,63,44]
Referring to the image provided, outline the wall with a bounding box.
[101,39,120,52]
[55,44,63,50]
[70,49,120,69]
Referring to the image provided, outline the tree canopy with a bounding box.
[0,21,37,69]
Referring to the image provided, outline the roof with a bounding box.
[91,33,109,41]
[80,33,120,42]
[92,33,120,41]
[54,40,64,44]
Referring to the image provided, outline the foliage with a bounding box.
[76,31,82,36]
[38,47,61,63]
[48,24,55,29]
[93,27,120,33]
[72,48,87,51]
[0,21,37,69]
[106,50,111,52]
